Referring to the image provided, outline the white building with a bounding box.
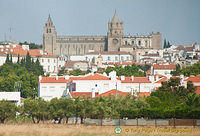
[38,71,168,100]
[0,92,21,105]
[151,64,176,75]
[0,44,62,74]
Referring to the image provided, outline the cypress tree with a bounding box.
[5,54,10,64]
[17,54,20,64]
[10,54,13,64]
[25,52,32,71]
[163,39,167,48]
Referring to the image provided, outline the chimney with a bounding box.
[131,88,134,95]
[121,76,125,81]
[65,75,69,80]
[56,76,58,80]
[156,75,159,81]
[39,75,42,82]
[109,71,117,81]
[131,76,134,81]
[148,76,154,83]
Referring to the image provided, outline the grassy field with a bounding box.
[0,124,199,136]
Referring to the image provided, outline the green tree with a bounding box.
[0,100,17,123]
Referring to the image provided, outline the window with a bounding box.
[115,56,118,61]
[54,59,56,63]
[108,56,110,61]
[48,59,50,63]
[46,29,48,33]
[42,59,44,63]
[54,66,56,71]
[121,56,124,61]
[126,56,129,60]
[45,23,47,27]
[132,41,134,45]
[138,41,141,46]
[125,41,128,45]
[48,66,50,71]
[49,29,51,33]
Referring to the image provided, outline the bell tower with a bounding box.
[107,11,123,51]
[43,14,57,54]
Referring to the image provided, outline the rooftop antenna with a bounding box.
[4,33,7,41]
[9,27,13,41]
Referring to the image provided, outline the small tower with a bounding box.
[107,11,124,51]
[43,14,57,54]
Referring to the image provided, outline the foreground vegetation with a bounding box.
[171,62,200,76]
[0,77,199,124]
[0,53,44,98]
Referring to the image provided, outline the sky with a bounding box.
[0,0,199,45]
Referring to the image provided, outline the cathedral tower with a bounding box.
[107,11,124,51]
[43,14,57,54]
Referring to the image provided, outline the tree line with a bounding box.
[171,62,200,76]
[1,77,199,124]
[104,64,149,77]
[0,53,44,98]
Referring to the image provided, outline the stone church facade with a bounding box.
[43,13,162,58]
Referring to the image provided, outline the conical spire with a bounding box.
[111,10,121,23]
[47,14,52,22]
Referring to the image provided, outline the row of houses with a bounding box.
[38,71,200,101]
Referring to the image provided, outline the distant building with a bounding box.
[0,92,21,106]
[0,44,62,74]
[43,13,162,59]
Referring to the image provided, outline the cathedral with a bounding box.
[43,12,162,58]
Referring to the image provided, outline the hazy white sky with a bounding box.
[0,0,199,45]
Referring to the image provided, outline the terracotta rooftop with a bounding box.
[184,76,200,83]
[153,65,176,70]
[65,60,89,68]
[137,92,150,97]
[118,77,151,83]
[72,73,110,80]
[40,77,70,83]
[142,53,159,57]
[103,62,134,65]
[0,45,56,57]
[95,89,129,97]
[70,92,98,98]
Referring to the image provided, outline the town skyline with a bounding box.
[0,0,200,45]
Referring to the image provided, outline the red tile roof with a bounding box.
[65,61,90,68]
[137,92,150,97]
[40,77,69,83]
[195,86,200,94]
[73,73,110,80]
[176,46,185,50]
[154,77,167,83]
[0,45,56,57]
[70,92,98,98]
[118,77,151,83]
[95,89,129,97]
[184,77,200,83]
[103,62,134,65]
[142,53,159,57]
[153,65,176,70]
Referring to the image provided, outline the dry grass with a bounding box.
[0,124,199,136]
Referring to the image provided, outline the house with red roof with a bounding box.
[38,71,170,100]
[151,64,176,75]
[0,44,62,73]
[184,75,200,94]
